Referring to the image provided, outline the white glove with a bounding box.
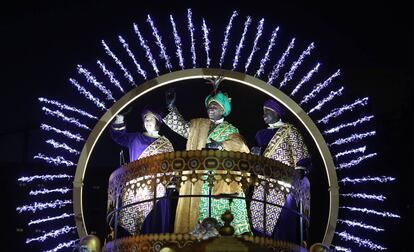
[114,114,125,124]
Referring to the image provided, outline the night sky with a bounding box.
[1,1,412,251]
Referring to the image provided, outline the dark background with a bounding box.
[1,1,412,251]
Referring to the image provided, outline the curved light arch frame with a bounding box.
[73,68,339,245]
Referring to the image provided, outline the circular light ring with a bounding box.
[73,68,339,244]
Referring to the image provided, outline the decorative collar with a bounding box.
[144,130,160,138]
[267,119,285,129]
[211,117,224,124]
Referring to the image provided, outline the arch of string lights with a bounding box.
[17,9,400,252]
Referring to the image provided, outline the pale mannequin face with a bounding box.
[207,101,224,121]
[263,107,280,124]
[143,113,160,132]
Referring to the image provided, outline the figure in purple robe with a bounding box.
[110,107,176,235]
[250,99,311,244]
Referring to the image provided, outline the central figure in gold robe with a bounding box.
[164,87,250,234]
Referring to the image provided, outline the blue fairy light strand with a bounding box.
[41,107,90,130]
[290,62,321,96]
[29,187,72,196]
[101,40,135,84]
[133,23,160,76]
[245,18,264,73]
[28,213,75,226]
[40,124,84,142]
[340,192,386,201]
[18,174,74,183]
[308,87,344,114]
[300,69,341,105]
[118,35,147,80]
[147,15,172,71]
[318,97,369,124]
[335,146,366,159]
[202,18,211,67]
[232,16,252,71]
[187,9,196,68]
[337,219,384,232]
[340,206,400,218]
[69,78,107,110]
[255,26,279,78]
[339,176,396,184]
[267,38,295,84]
[17,199,72,213]
[337,153,377,170]
[34,153,76,167]
[170,15,185,69]
[38,97,97,119]
[219,11,238,67]
[279,42,315,88]
[329,131,376,146]
[45,139,80,155]
[77,64,116,100]
[323,115,375,135]
[97,60,125,93]
[26,226,76,244]
[336,231,386,250]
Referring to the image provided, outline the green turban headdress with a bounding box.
[205,92,232,117]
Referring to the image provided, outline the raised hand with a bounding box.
[250,146,262,156]
[206,140,223,150]
[165,88,176,109]
[114,114,125,124]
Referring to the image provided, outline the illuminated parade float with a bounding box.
[16,9,400,252]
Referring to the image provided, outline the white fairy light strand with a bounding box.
[77,64,116,101]
[339,176,396,184]
[290,62,321,96]
[308,87,344,114]
[245,18,264,72]
[147,15,172,71]
[202,18,211,67]
[268,38,295,84]
[45,139,80,155]
[318,97,369,124]
[323,115,375,134]
[28,213,75,226]
[34,153,76,167]
[133,23,160,75]
[18,174,74,183]
[340,192,386,201]
[279,42,315,87]
[255,26,279,77]
[187,9,196,68]
[338,219,384,232]
[38,97,97,119]
[69,78,106,110]
[41,107,90,130]
[333,246,352,252]
[340,206,400,218]
[118,35,147,80]
[101,40,135,84]
[170,15,185,69]
[335,146,366,159]
[232,16,252,70]
[40,124,84,142]
[16,199,72,213]
[97,60,125,93]
[337,153,377,169]
[300,69,341,105]
[26,226,76,244]
[336,231,386,250]
[29,187,72,196]
[329,131,376,146]
[220,11,238,67]
[43,240,78,252]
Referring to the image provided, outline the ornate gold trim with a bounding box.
[74,68,338,244]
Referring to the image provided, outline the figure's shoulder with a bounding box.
[222,121,239,131]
